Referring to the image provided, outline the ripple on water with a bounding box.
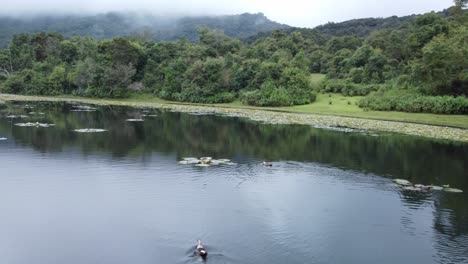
[1,102,468,264]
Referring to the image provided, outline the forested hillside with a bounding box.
[0,12,289,47]
[315,15,417,38]
[0,1,467,114]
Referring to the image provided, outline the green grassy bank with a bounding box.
[2,93,468,142]
[116,93,468,129]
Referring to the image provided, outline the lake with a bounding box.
[0,101,467,264]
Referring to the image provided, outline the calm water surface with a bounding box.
[0,102,467,264]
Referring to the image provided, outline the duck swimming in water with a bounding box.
[196,240,208,258]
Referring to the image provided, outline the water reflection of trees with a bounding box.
[1,102,467,186]
[1,101,468,262]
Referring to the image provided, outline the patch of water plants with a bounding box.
[178,157,236,167]
[394,179,463,193]
[73,129,108,133]
[14,122,55,128]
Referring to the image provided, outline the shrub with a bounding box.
[322,79,379,96]
[358,91,468,114]
[240,79,317,107]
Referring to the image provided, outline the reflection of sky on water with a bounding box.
[0,102,467,264]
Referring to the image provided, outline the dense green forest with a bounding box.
[0,12,289,47]
[0,1,467,114]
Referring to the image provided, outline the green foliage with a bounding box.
[0,4,466,114]
[321,7,467,114]
[359,90,468,114]
[315,15,417,38]
[0,12,290,48]
[178,57,234,103]
[410,25,468,96]
[241,76,316,107]
[321,79,380,96]
[47,65,67,95]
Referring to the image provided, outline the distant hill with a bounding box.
[314,15,417,38]
[314,9,451,38]
[0,12,290,47]
[246,11,451,44]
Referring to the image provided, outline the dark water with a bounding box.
[0,102,467,264]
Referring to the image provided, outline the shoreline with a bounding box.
[1,93,468,143]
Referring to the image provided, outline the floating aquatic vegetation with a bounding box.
[73,105,97,110]
[6,115,28,119]
[180,158,201,164]
[1,94,467,142]
[394,179,412,186]
[126,118,144,122]
[179,157,235,167]
[444,188,463,193]
[28,112,45,115]
[395,180,463,194]
[14,122,55,128]
[187,111,214,116]
[195,164,211,167]
[0,137,7,140]
[70,109,96,112]
[141,114,158,117]
[328,125,368,133]
[200,157,213,164]
[73,129,108,133]
[403,186,423,192]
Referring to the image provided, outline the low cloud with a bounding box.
[0,0,454,27]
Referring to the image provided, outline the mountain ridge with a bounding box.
[0,12,290,47]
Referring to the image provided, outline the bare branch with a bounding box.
[0,67,10,77]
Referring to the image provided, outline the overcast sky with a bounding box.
[0,0,454,27]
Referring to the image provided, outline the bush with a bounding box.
[358,91,468,114]
[322,79,380,96]
[240,80,317,107]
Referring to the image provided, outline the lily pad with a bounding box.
[126,119,144,122]
[394,179,412,186]
[73,105,97,110]
[0,137,7,141]
[444,188,463,193]
[195,164,211,167]
[182,158,201,163]
[73,129,108,133]
[15,122,55,128]
[183,157,199,161]
[403,186,423,192]
[6,115,28,119]
[430,186,444,191]
[70,109,96,112]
